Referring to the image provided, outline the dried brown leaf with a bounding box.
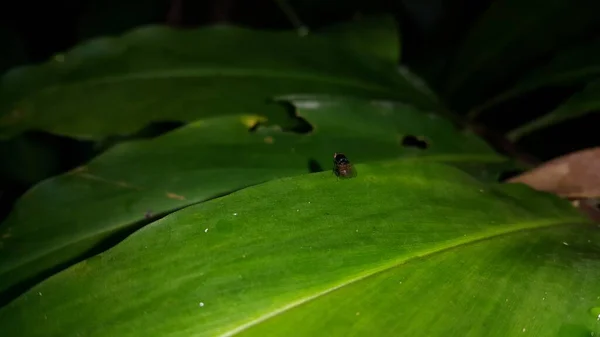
[507,147,600,198]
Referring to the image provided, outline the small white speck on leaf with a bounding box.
[204,228,209,233]
[563,242,569,246]
[296,209,299,212]
[356,312,360,316]
[522,328,526,332]
[199,302,205,307]
[479,189,484,192]
[38,292,42,296]
[233,213,238,216]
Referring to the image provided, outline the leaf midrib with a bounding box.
[38,69,399,96]
[218,217,584,337]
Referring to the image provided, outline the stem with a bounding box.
[273,0,309,36]
[506,113,568,143]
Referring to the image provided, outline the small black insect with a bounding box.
[333,152,357,179]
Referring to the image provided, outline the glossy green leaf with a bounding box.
[507,79,600,141]
[0,18,438,140]
[442,0,600,108]
[0,95,504,303]
[0,161,596,337]
[469,40,600,118]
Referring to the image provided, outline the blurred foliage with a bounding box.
[0,1,598,335]
[1,161,596,336]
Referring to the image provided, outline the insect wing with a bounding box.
[345,163,357,178]
[337,163,357,179]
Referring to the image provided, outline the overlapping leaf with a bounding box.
[507,79,600,141]
[468,40,600,118]
[0,161,596,337]
[0,95,504,303]
[442,0,600,109]
[0,16,439,140]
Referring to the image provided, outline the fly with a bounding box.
[332,153,357,179]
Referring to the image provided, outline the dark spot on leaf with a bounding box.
[308,159,323,173]
[274,100,314,134]
[401,135,428,149]
[249,99,314,134]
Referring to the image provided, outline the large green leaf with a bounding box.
[507,79,600,141]
[0,95,504,304]
[0,161,596,336]
[441,0,600,108]
[0,17,438,140]
[468,40,600,118]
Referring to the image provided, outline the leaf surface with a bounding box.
[0,95,503,302]
[0,18,437,140]
[0,161,596,337]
